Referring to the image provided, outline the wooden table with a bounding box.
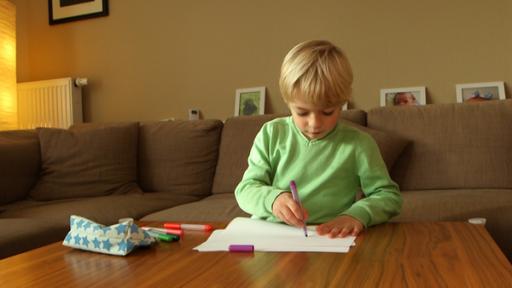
[0,221,510,287]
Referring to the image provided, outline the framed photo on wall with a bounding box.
[380,86,426,107]
[455,82,505,103]
[49,0,109,25]
[235,87,266,116]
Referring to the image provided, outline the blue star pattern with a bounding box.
[64,233,72,243]
[130,223,138,234]
[92,238,101,249]
[102,239,112,251]
[82,236,89,247]
[118,240,127,251]
[83,221,92,230]
[127,240,135,251]
[62,215,156,256]
[115,224,127,235]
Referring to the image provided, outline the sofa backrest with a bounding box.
[367,100,512,190]
[30,122,141,201]
[211,110,367,194]
[138,120,223,198]
[0,130,40,205]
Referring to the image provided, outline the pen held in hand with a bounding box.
[290,180,308,237]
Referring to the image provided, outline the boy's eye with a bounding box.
[296,111,308,116]
[322,110,335,116]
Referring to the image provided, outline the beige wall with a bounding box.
[12,0,512,122]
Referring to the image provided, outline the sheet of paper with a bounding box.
[194,217,356,253]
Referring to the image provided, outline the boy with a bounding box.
[235,40,402,238]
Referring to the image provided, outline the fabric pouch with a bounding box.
[62,215,155,256]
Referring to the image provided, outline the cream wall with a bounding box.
[12,0,512,122]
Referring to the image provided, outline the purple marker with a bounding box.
[229,244,254,252]
[290,180,308,237]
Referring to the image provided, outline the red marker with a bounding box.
[164,223,213,231]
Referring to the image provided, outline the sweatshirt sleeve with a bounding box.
[234,125,285,218]
[341,134,403,227]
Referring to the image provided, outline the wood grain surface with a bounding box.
[0,221,510,287]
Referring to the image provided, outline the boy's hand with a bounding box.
[272,192,308,228]
[316,215,363,238]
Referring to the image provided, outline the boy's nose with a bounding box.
[308,114,322,129]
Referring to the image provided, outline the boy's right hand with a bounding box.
[272,192,308,227]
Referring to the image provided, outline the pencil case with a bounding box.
[62,215,155,256]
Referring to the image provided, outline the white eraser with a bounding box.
[468,217,487,225]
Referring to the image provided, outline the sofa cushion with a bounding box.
[0,193,199,227]
[0,130,40,205]
[368,100,512,190]
[141,193,249,222]
[29,123,140,201]
[211,109,367,194]
[138,120,223,197]
[340,120,409,170]
[392,188,512,261]
[0,218,65,259]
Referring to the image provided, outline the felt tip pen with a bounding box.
[290,180,308,237]
[146,230,180,242]
[164,223,213,231]
[229,244,254,253]
[141,226,184,236]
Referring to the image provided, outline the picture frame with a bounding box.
[49,0,109,25]
[455,81,506,103]
[235,87,266,116]
[380,86,426,107]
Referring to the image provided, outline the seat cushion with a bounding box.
[141,193,249,222]
[0,193,199,227]
[0,218,65,259]
[392,188,512,261]
[29,122,140,201]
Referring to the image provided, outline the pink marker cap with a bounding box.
[228,244,254,253]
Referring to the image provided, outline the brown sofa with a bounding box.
[1,100,510,261]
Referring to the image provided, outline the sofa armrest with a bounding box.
[0,130,40,205]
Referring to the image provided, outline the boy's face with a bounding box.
[288,98,341,140]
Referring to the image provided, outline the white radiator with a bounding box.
[17,77,87,129]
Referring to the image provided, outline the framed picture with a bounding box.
[49,0,109,25]
[380,86,426,107]
[456,81,506,103]
[235,87,266,116]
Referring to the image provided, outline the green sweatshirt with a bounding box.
[234,116,402,227]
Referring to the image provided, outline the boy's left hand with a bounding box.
[316,215,363,238]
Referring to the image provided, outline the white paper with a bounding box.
[194,217,356,253]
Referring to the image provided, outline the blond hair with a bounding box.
[279,40,353,107]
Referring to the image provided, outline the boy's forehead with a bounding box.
[289,99,337,110]
[289,90,340,108]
